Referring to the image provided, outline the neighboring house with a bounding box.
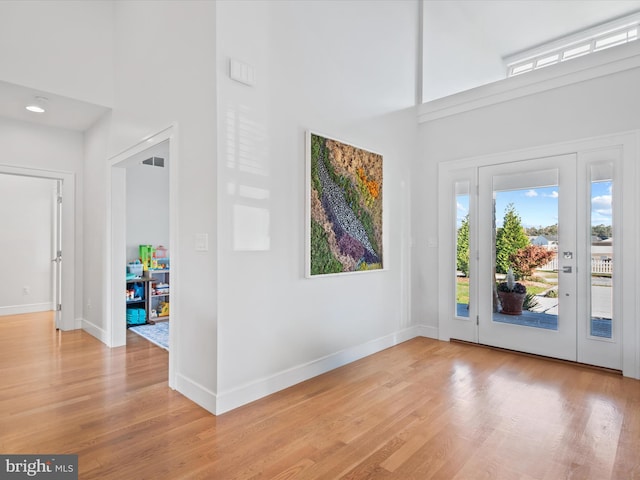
[531,235,558,250]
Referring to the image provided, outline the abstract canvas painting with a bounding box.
[307,132,383,276]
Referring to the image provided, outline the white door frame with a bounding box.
[438,131,639,379]
[0,165,75,330]
[106,124,179,388]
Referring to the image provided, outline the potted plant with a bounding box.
[497,267,526,315]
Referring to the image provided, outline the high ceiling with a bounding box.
[454,0,640,59]
[2,0,640,132]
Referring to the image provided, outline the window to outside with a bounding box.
[590,164,613,339]
[507,20,638,78]
[456,182,470,318]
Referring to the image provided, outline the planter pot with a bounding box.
[497,291,526,315]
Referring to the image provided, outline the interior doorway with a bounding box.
[0,166,75,330]
[108,125,178,387]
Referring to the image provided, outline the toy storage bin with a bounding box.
[126,308,146,325]
[127,263,143,277]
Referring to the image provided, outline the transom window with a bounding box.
[507,19,639,78]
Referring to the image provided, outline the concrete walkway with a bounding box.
[455,284,613,338]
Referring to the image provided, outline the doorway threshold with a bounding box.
[450,338,622,376]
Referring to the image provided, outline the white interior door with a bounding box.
[478,155,578,361]
[53,180,63,329]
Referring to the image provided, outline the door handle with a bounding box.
[562,266,572,273]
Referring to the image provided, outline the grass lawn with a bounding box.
[456,277,469,305]
[456,277,552,305]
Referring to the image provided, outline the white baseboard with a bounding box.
[81,318,109,344]
[214,326,422,415]
[176,374,217,414]
[415,324,439,339]
[0,302,54,316]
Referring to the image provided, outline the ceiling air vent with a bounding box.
[142,156,165,167]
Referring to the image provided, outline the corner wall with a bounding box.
[105,0,219,409]
[215,0,420,413]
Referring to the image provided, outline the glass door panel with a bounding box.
[455,181,470,318]
[479,155,577,361]
[492,170,559,331]
[578,151,620,370]
[440,166,477,344]
[589,164,613,339]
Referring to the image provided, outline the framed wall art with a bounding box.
[306,131,383,277]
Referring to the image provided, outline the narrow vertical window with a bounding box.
[456,182,470,318]
[590,164,613,338]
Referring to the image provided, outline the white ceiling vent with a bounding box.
[142,156,165,167]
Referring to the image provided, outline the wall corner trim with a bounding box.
[176,374,217,415]
[416,324,439,339]
[81,318,108,344]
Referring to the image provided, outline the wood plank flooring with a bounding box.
[1,312,639,479]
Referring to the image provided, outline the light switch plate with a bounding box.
[195,233,209,252]
[230,58,256,86]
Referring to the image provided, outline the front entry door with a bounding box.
[478,155,578,361]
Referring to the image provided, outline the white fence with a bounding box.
[540,257,612,274]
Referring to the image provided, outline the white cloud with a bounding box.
[592,195,612,220]
[457,201,467,213]
[592,194,611,209]
[543,191,559,198]
[524,189,538,197]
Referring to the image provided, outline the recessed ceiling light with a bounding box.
[25,96,48,113]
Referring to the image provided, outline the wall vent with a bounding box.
[142,156,165,167]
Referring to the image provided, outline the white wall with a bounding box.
[0,0,114,107]
[0,175,56,314]
[83,112,111,336]
[215,0,419,412]
[415,65,640,332]
[105,0,219,406]
[422,1,506,102]
[0,117,84,322]
[125,162,169,262]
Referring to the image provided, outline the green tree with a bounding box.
[456,214,470,276]
[591,224,612,239]
[495,203,529,274]
[526,224,558,237]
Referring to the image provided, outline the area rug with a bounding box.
[129,322,169,350]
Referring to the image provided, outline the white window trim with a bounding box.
[505,12,640,71]
[507,21,638,77]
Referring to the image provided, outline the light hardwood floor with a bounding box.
[1,312,639,479]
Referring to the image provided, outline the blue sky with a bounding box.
[456,180,612,229]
